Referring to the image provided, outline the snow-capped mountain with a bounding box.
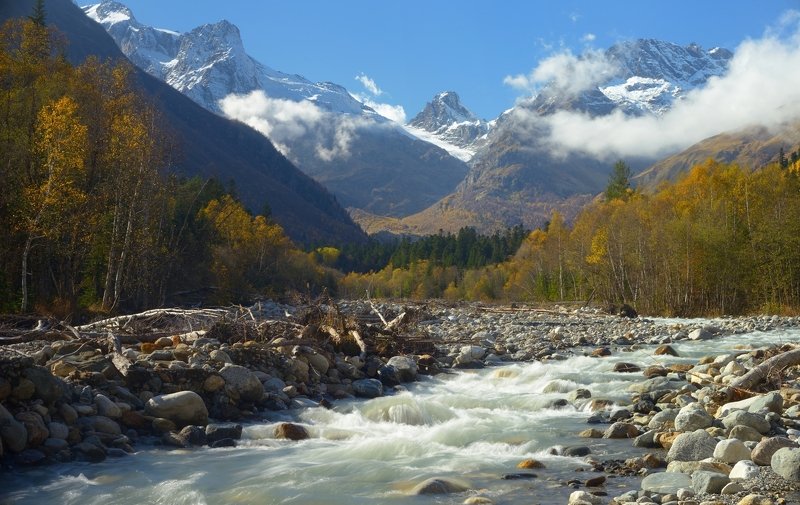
[84,1,469,218]
[405,91,489,162]
[83,1,367,115]
[530,39,732,117]
[391,39,735,235]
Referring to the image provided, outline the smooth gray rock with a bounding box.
[771,447,800,481]
[648,409,679,430]
[628,377,687,394]
[722,410,770,434]
[714,438,752,464]
[692,470,730,494]
[94,393,121,418]
[641,472,692,494]
[729,460,760,480]
[387,356,417,382]
[688,327,713,340]
[667,429,718,462]
[674,404,713,431]
[728,424,764,443]
[220,364,264,403]
[0,403,28,453]
[145,391,209,426]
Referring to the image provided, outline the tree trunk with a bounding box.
[21,234,33,312]
[730,347,800,390]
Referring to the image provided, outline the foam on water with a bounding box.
[3,327,800,504]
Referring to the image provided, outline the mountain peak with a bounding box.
[406,91,489,160]
[410,91,479,130]
[84,1,134,26]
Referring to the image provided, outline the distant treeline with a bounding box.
[341,160,800,316]
[333,226,527,273]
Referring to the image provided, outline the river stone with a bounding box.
[275,422,309,441]
[42,437,69,453]
[770,447,800,481]
[655,345,679,356]
[675,404,713,431]
[209,349,232,364]
[753,436,799,466]
[387,356,417,382]
[667,429,718,462]
[719,392,783,418]
[692,470,730,493]
[89,415,122,435]
[305,352,330,375]
[292,359,310,383]
[178,425,207,446]
[75,441,106,462]
[649,409,679,430]
[411,477,470,495]
[729,424,764,443]
[567,389,592,402]
[578,428,603,438]
[463,497,494,505]
[203,374,225,393]
[614,362,641,373]
[220,364,264,403]
[641,471,692,494]
[12,378,35,400]
[15,411,48,447]
[628,376,686,394]
[643,365,669,378]
[23,366,65,404]
[729,460,760,480]
[353,378,383,398]
[145,391,209,426]
[603,422,639,439]
[15,448,46,466]
[0,377,11,401]
[714,438,752,464]
[517,459,545,469]
[94,394,121,418]
[688,327,713,341]
[633,429,659,448]
[47,421,68,440]
[206,423,242,444]
[723,410,771,434]
[666,460,731,474]
[59,403,78,424]
[568,490,602,505]
[737,494,775,505]
[152,417,176,433]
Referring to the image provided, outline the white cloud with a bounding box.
[219,90,368,161]
[355,73,383,96]
[581,33,596,43]
[506,12,800,161]
[504,49,618,96]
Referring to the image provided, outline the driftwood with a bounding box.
[730,347,800,390]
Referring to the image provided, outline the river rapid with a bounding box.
[2,322,799,505]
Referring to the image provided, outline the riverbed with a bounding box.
[3,322,798,505]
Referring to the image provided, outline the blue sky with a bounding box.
[83,0,798,120]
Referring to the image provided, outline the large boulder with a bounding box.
[0,404,27,453]
[22,366,66,404]
[274,422,308,441]
[145,391,209,426]
[719,392,783,417]
[387,356,418,383]
[220,364,264,403]
[771,447,800,481]
[667,429,718,462]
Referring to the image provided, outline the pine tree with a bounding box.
[605,160,632,201]
[29,0,46,26]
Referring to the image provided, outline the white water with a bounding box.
[3,326,799,505]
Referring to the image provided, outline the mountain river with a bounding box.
[2,322,798,505]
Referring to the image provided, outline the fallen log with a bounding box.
[730,347,800,390]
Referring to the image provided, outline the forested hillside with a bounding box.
[341,160,800,315]
[0,18,333,315]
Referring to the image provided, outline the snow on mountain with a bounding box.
[406,91,489,161]
[84,1,369,116]
[84,1,469,218]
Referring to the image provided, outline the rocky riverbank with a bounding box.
[2,300,800,505]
